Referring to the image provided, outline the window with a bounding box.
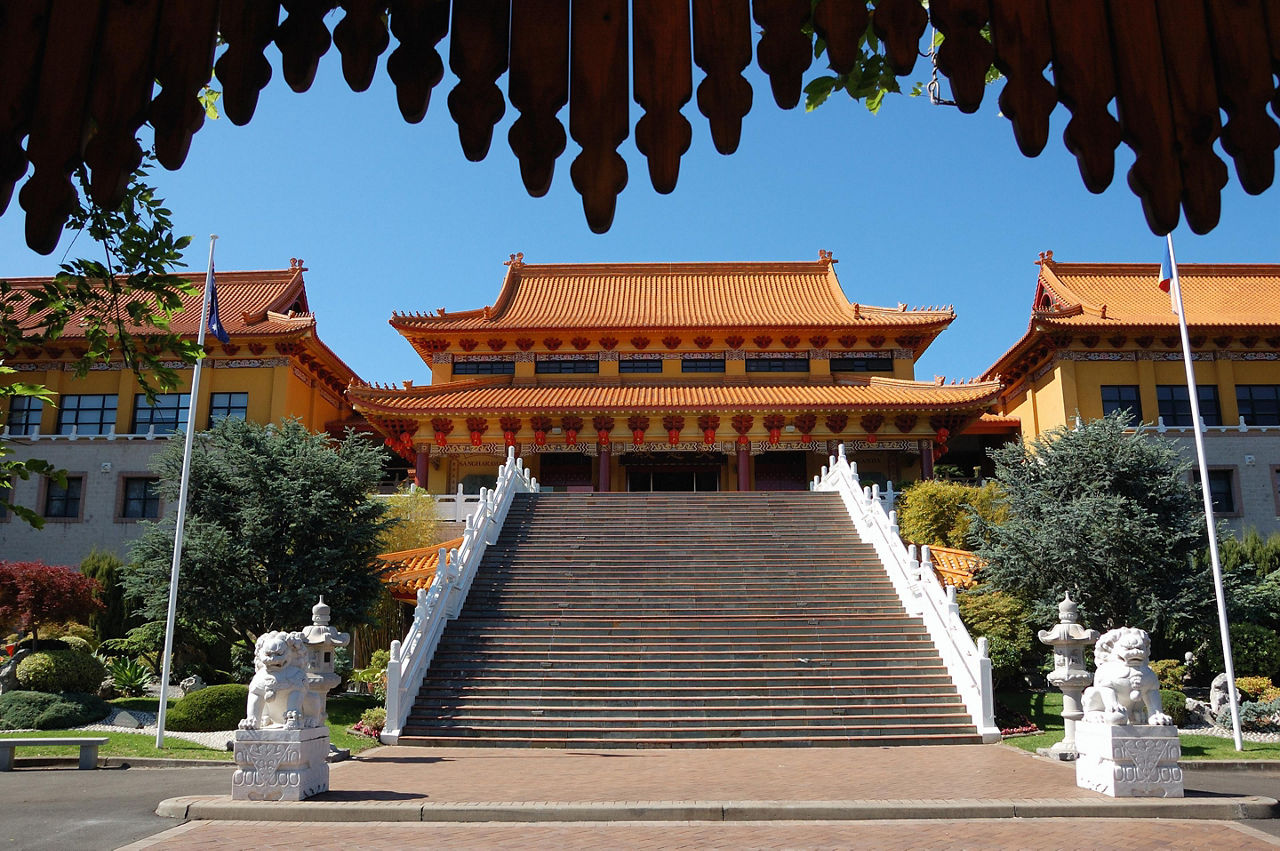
[121,477,161,519]
[619,358,663,374]
[746,357,809,373]
[56,394,118,435]
[132,393,190,435]
[682,358,725,373]
[44,476,83,519]
[1100,385,1142,420]
[208,392,249,426]
[1156,385,1221,426]
[1193,469,1237,515]
[453,360,515,376]
[1237,385,1280,426]
[535,359,599,374]
[6,397,42,435]
[830,357,894,372]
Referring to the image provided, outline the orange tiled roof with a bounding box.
[1036,260,1280,328]
[349,375,1001,416]
[390,258,955,333]
[8,267,315,339]
[924,545,983,590]
[984,256,1280,380]
[964,413,1022,434]
[377,537,464,603]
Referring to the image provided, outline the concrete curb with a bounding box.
[158,794,1280,823]
[12,756,232,770]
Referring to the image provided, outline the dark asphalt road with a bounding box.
[0,763,232,850]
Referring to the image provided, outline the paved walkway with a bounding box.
[127,817,1280,849]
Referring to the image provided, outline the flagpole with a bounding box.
[1167,234,1243,751]
[155,234,218,748]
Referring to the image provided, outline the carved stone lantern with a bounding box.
[1037,592,1098,760]
[301,596,351,726]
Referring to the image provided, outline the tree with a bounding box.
[123,417,392,645]
[80,549,131,643]
[378,487,439,554]
[0,561,102,647]
[1,157,202,527]
[897,479,1006,549]
[971,412,1205,635]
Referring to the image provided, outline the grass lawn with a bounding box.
[997,691,1280,760]
[0,694,385,761]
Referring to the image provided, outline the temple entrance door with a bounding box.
[622,452,724,492]
[754,450,809,491]
[538,452,594,492]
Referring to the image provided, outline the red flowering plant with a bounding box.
[0,560,102,647]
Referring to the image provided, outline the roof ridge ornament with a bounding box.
[505,252,525,267]
[818,249,836,265]
[1037,250,1055,266]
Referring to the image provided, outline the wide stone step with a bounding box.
[419,672,955,690]
[411,712,973,732]
[416,682,960,700]
[398,722,981,741]
[433,643,937,659]
[410,692,963,712]
[395,732,982,748]
[445,620,930,636]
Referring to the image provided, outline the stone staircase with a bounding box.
[399,491,981,747]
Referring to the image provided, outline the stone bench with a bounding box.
[0,737,109,770]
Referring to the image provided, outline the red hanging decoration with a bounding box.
[597,430,610,446]
[633,429,645,446]
[737,434,750,448]
[565,428,578,445]
[668,429,680,445]
[703,428,716,445]
[470,431,483,447]
[434,431,447,447]
[534,430,547,446]
[768,427,781,445]
[504,430,516,447]
[867,433,877,445]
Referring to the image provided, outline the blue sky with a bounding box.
[2,50,1277,387]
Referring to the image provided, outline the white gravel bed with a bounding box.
[1181,721,1280,743]
[4,707,235,751]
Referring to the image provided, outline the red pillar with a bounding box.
[736,443,750,491]
[414,449,429,488]
[919,439,934,480]
[597,441,611,492]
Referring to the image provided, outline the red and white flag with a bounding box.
[1158,240,1173,293]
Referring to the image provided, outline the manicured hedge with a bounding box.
[166,684,249,732]
[16,649,106,693]
[0,690,109,730]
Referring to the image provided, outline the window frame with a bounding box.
[829,356,894,373]
[1156,384,1221,427]
[618,358,663,374]
[131,392,191,435]
[56,394,118,436]
[745,357,810,373]
[681,358,726,374]
[1192,466,1241,517]
[452,360,516,376]
[207,391,249,427]
[534,359,600,375]
[41,473,85,521]
[117,474,162,521]
[1237,385,1280,426]
[1100,385,1143,421]
[6,396,43,435]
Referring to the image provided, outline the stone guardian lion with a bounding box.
[1081,627,1172,726]
[239,630,310,730]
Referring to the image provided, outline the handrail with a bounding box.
[812,444,1000,742]
[381,446,538,743]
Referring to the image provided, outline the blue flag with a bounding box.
[206,260,230,343]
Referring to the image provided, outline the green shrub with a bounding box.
[41,621,98,650]
[360,707,386,730]
[1229,623,1280,679]
[1150,659,1186,690]
[1235,676,1275,701]
[60,635,93,654]
[1218,698,1280,732]
[80,550,129,642]
[107,657,154,697]
[353,649,390,701]
[15,649,106,693]
[0,690,109,730]
[898,479,1006,549]
[957,589,1035,687]
[166,684,249,732]
[1159,689,1188,726]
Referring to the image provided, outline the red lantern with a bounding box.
[566,428,578,445]
[737,434,750,448]
[668,428,679,445]
[768,427,781,445]
[800,432,812,445]
[504,430,516,447]
[434,431,447,447]
[937,427,950,443]
[534,430,547,446]
[632,429,644,446]
[470,431,483,447]
[866,433,877,445]
[703,428,716,445]
[597,430,610,446]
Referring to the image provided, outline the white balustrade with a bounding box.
[811,443,1001,742]
[381,446,539,743]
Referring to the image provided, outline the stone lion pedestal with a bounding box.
[231,598,350,802]
[1075,722,1183,798]
[232,726,330,802]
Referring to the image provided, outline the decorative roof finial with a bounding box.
[1037,250,1055,265]
[818,249,836,265]
[505,252,525,267]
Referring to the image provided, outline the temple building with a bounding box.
[0,260,361,564]
[349,252,1003,494]
[984,252,1280,535]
